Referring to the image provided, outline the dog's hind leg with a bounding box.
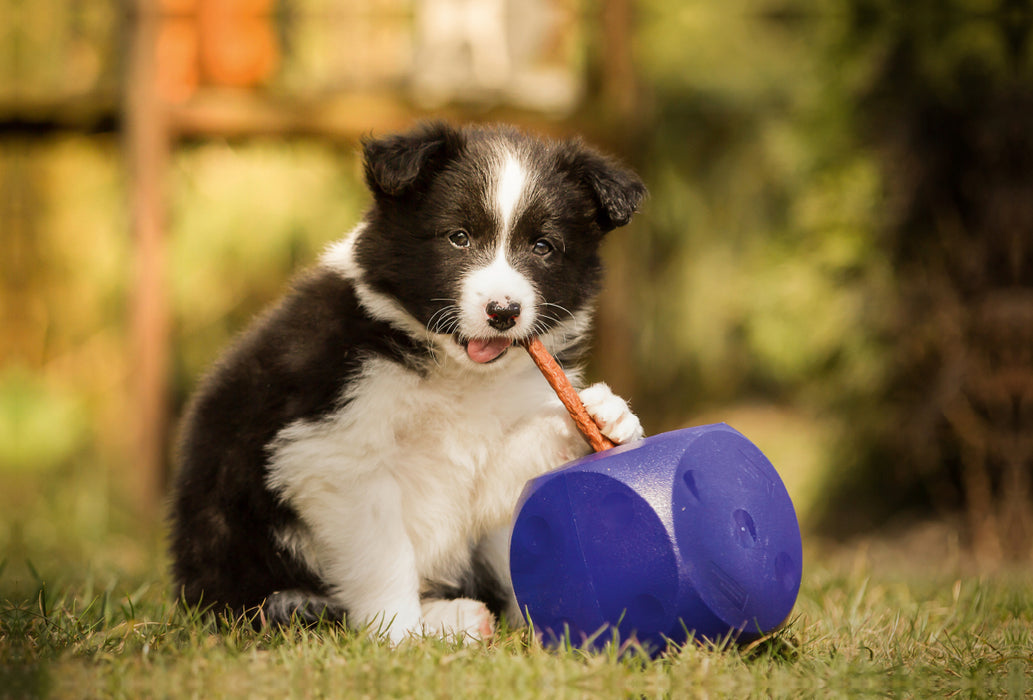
[261,590,346,627]
[473,526,526,627]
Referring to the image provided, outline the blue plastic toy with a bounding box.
[511,340,802,652]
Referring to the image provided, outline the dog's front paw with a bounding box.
[420,598,495,643]
[579,383,644,445]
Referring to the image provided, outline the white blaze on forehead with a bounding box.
[494,151,527,234]
[451,147,537,346]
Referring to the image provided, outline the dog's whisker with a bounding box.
[541,302,577,324]
[424,303,464,368]
[428,305,461,335]
[533,303,580,340]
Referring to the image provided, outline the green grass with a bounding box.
[4,554,1031,699]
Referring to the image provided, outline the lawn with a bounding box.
[4,536,1030,699]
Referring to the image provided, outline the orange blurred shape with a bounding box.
[199,0,279,88]
[156,18,200,103]
[160,0,197,13]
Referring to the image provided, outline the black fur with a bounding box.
[420,552,513,622]
[362,121,465,198]
[170,270,425,621]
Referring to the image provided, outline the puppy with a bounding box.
[169,122,647,643]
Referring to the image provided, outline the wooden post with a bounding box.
[599,0,639,127]
[126,0,171,513]
[590,0,643,410]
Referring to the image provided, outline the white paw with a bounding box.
[579,383,644,445]
[420,598,495,643]
[361,608,422,646]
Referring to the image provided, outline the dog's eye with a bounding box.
[448,230,471,249]
[532,238,554,257]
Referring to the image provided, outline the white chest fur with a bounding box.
[265,352,580,588]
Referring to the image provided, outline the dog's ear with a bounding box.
[559,141,647,232]
[362,122,463,197]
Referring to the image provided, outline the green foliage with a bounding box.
[168,140,367,386]
[1,137,129,482]
[631,2,892,417]
[0,0,120,100]
[586,4,902,524]
[0,137,366,581]
[0,367,87,475]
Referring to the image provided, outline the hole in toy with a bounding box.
[733,509,757,549]
[682,470,701,502]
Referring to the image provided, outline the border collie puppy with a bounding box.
[170,122,647,643]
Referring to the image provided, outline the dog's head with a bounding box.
[352,122,646,368]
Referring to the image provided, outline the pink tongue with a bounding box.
[466,337,513,364]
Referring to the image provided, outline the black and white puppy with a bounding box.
[169,122,647,643]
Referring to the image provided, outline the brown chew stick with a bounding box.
[522,337,617,453]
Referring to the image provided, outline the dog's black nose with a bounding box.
[486,300,521,331]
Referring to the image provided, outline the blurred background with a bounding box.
[2,0,1031,591]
